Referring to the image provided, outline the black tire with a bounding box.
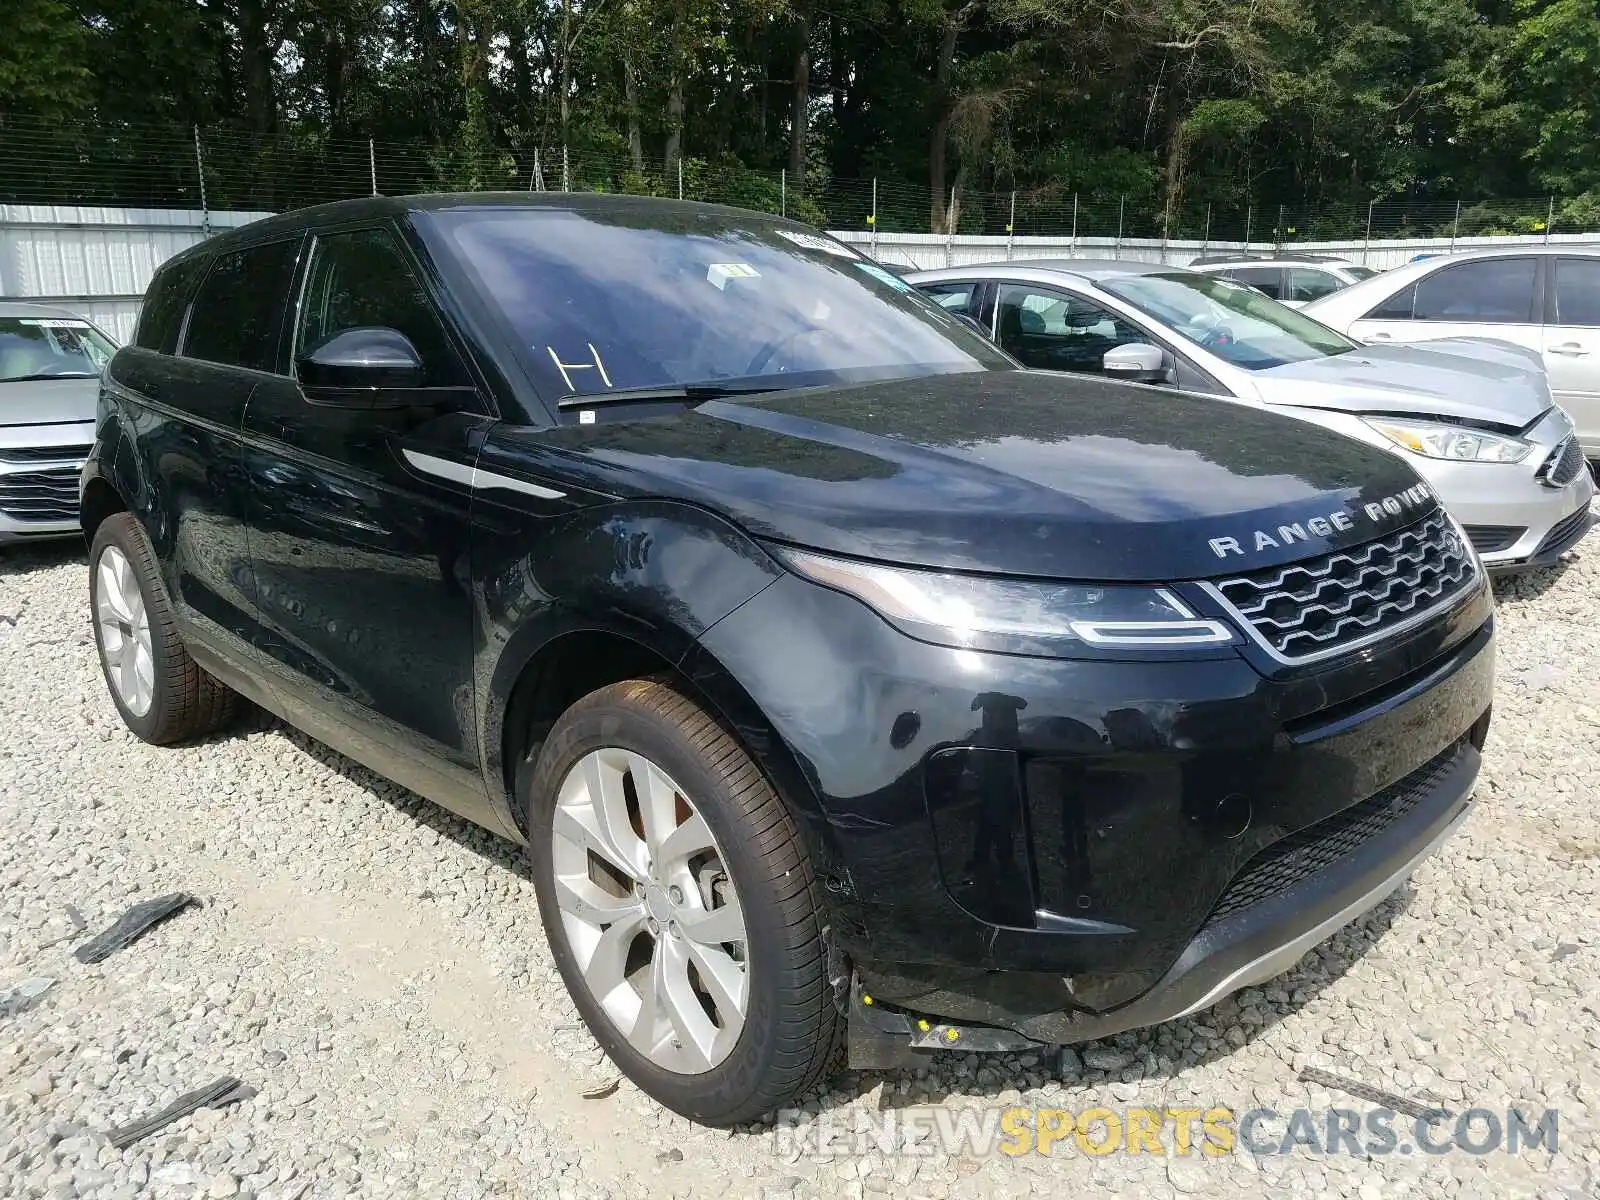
[89,513,240,744]
[524,678,842,1125]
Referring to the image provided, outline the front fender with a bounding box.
[473,497,785,817]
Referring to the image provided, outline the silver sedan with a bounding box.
[0,301,116,545]
[905,260,1595,574]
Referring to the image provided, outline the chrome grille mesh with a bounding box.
[1209,509,1476,663]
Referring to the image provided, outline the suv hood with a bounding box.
[1253,340,1551,430]
[530,371,1436,582]
[0,376,100,428]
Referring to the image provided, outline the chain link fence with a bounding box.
[5,113,1600,245]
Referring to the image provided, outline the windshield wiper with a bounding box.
[557,382,788,409]
[2,372,99,383]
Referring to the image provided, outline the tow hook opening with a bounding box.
[845,973,1049,1071]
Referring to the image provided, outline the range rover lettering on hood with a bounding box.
[1207,482,1435,560]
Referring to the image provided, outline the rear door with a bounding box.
[117,237,304,667]
[1541,255,1600,455]
[239,221,503,828]
[1347,256,1542,356]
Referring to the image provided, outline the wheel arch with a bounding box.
[493,622,840,882]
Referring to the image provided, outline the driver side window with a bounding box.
[995,284,1145,374]
[296,227,468,387]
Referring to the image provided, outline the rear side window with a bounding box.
[1225,267,1284,300]
[1412,258,1537,324]
[1287,268,1341,303]
[135,257,204,353]
[1552,257,1600,327]
[1364,283,1416,321]
[181,238,303,372]
[294,227,467,388]
[918,282,977,316]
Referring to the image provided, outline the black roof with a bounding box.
[163,191,802,270]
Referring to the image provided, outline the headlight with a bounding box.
[774,547,1234,654]
[1364,418,1532,464]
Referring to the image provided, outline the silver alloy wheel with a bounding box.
[551,747,749,1074]
[95,544,155,718]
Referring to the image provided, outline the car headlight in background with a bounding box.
[1364,418,1532,464]
[774,547,1234,654]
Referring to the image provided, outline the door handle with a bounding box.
[1367,332,1391,341]
[1549,343,1590,357]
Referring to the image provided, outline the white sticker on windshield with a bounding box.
[707,263,761,290]
[17,318,90,329]
[810,299,832,321]
[776,230,860,259]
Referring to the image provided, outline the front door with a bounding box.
[1541,255,1600,456]
[240,223,502,828]
[993,283,1151,374]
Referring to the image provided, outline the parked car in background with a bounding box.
[0,301,116,545]
[83,194,1496,1125]
[1188,253,1378,306]
[909,260,1595,572]
[1305,247,1600,460]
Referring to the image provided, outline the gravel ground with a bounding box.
[2,538,1598,1200]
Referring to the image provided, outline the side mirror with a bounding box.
[955,313,991,339]
[1102,342,1169,384]
[297,327,424,405]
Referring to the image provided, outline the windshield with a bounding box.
[425,206,1010,399]
[0,315,115,383]
[1344,266,1378,281]
[1099,272,1357,370]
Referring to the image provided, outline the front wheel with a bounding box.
[524,678,842,1125]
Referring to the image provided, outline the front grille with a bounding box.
[0,467,80,521]
[1533,506,1592,557]
[0,444,91,465]
[1540,437,1586,488]
[1463,524,1524,554]
[1208,509,1476,664]
[1202,741,1464,927]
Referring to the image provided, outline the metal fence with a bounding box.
[0,205,271,341]
[5,112,1600,246]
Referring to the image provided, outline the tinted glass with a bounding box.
[295,227,466,387]
[1100,272,1356,371]
[1226,267,1284,300]
[1287,268,1342,303]
[919,282,976,316]
[995,285,1148,373]
[1553,257,1600,327]
[1344,265,1378,281]
[1364,282,1416,320]
[0,316,116,383]
[1413,258,1536,323]
[425,208,1008,398]
[182,239,302,372]
[135,257,204,353]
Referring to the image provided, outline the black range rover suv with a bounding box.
[82,194,1494,1125]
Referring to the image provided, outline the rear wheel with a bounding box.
[89,514,239,744]
[524,678,842,1125]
